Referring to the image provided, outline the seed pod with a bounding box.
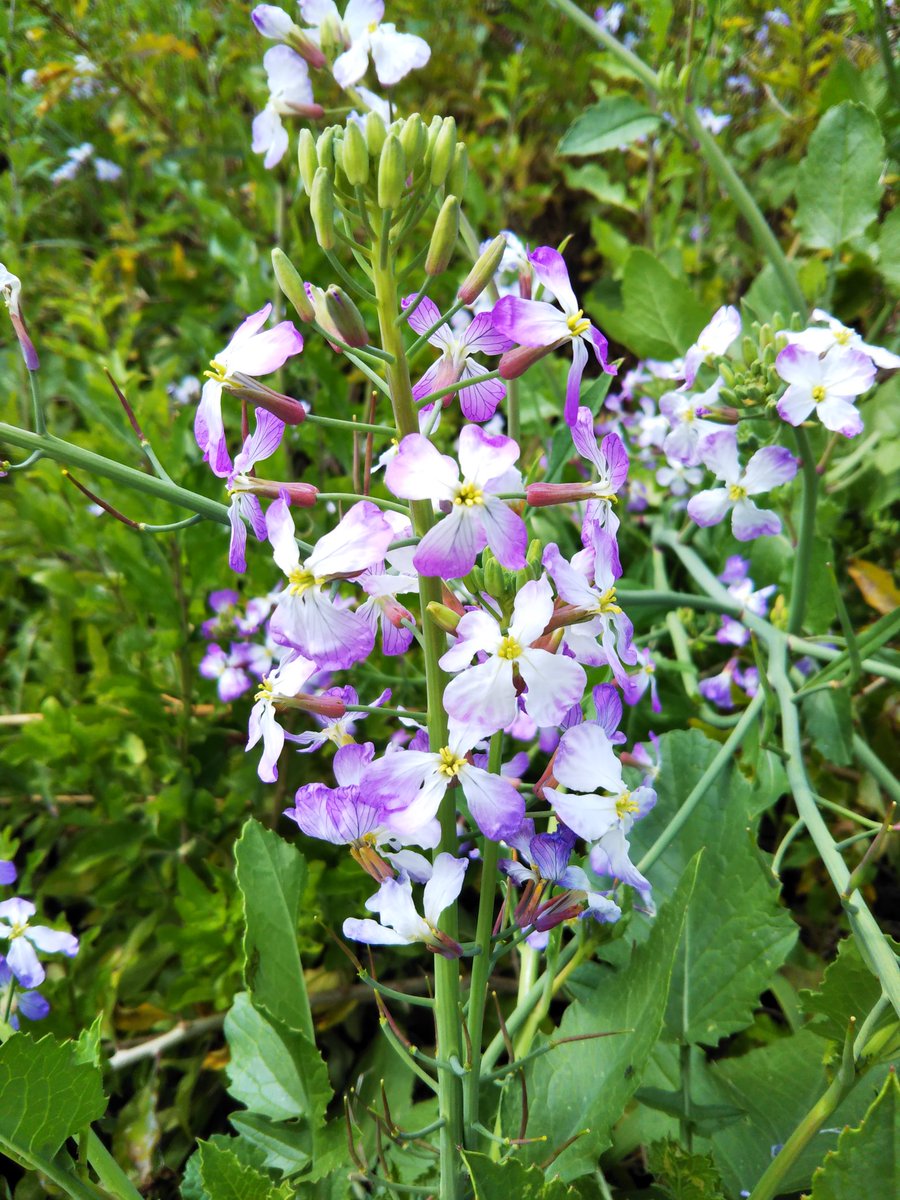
[297,128,318,193]
[342,119,369,187]
[272,248,315,322]
[425,195,460,277]
[324,285,369,347]
[378,134,406,210]
[458,233,507,305]
[429,117,457,187]
[447,143,468,198]
[310,167,335,250]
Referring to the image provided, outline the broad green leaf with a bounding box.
[228,1114,311,1175]
[462,1150,577,1197]
[224,993,331,1125]
[0,1034,106,1158]
[646,1137,725,1199]
[794,102,884,250]
[809,1072,899,1200]
[514,854,701,1179]
[801,688,853,765]
[799,935,899,1045]
[593,251,708,360]
[879,206,900,292]
[703,1030,894,1195]
[628,731,797,1046]
[558,97,660,157]
[234,818,313,1040]
[195,1142,292,1200]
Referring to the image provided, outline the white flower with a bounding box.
[777,309,900,371]
[299,0,430,88]
[775,344,876,438]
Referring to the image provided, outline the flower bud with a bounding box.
[222,374,308,425]
[426,601,461,635]
[457,233,507,305]
[341,119,369,187]
[483,552,506,601]
[316,126,336,172]
[742,335,757,367]
[425,195,459,277]
[447,143,468,198]
[324,285,369,347]
[297,128,318,193]
[310,167,335,250]
[365,109,387,158]
[272,248,316,322]
[251,6,328,68]
[526,482,592,508]
[0,264,38,371]
[499,342,563,380]
[235,476,318,505]
[399,112,426,171]
[429,117,456,186]
[378,134,406,210]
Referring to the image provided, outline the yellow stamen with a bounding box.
[497,635,523,662]
[288,566,320,596]
[615,791,640,820]
[566,309,590,338]
[834,329,851,346]
[596,586,622,615]
[454,481,484,507]
[254,677,274,703]
[437,746,466,778]
[728,484,747,501]
[811,385,826,403]
[204,358,228,384]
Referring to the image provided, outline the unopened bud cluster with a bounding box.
[717,313,801,409]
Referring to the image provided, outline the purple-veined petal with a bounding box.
[687,487,731,528]
[571,407,603,471]
[542,542,597,609]
[16,989,50,1021]
[333,741,376,788]
[528,246,578,313]
[518,649,587,729]
[228,503,249,574]
[413,507,485,579]
[309,501,393,577]
[458,424,520,488]
[405,295,443,337]
[742,445,798,495]
[294,591,375,670]
[492,296,568,348]
[564,337,589,426]
[463,311,514,355]
[385,434,459,503]
[228,321,304,377]
[411,354,457,403]
[592,683,624,739]
[457,360,505,423]
[554,721,622,794]
[480,498,527,571]
[194,380,232,478]
[588,324,613,373]
[6,937,44,988]
[731,499,782,541]
[0,861,15,886]
[234,408,285,473]
[459,765,525,841]
[590,827,653,906]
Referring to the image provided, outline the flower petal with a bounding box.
[369,25,431,86]
[26,926,78,957]
[458,424,520,487]
[414,506,486,579]
[544,787,619,842]
[554,721,622,794]
[742,445,798,495]
[385,434,459,503]
[731,499,782,541]
[480,498,527,571]
[817,396,864,437]
[519,648,586,729]
[528,246,578,313]
[564,337,589,426]
[6,937,44,988]
[491,296,567,348]
[687,487,731,528]
[459,766,525,841]
[422,854,468,924]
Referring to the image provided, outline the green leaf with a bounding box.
[224,993,331,1125]
[514,854,701,1179]
[462,1150,577,1197]
[794,102,885,250]
[228,1114,311,1175]
[0,1034,106,1159]
[195,1142,292,1200]
[801,688,854,765]
[593,250,708,360]
[234,818,314,1041]
[800,936,899,1044]
[809,1072,899,1200]
[879,206,900,292]
[636,1088,743,1139]
[628,731,797,1046]
[647,1137,726,1199]
[558,97,660,157]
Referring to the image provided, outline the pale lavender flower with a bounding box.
[224,408,286,572]
[50,142,94,185]
[0,958,49,1029]
[0,898,78,989]
[681,306,741,389]
[342,854,467,956]
[687,431,798,540]
[94,157,122,182]
[777,310,900,371]
[695,107,732,135]
[247,650,319,781]
[252,46,324,169]
[500,821,621,930]
[200,643,257,702]
[659,378,724,465]
[775,344,877,437]
[0,861,15,886]
[621,648,661,712]
[168,375,201,405]
[594,4,625,33]
[717,577,776,647]
[299,0,431,88]
[656,456,703,498]
[699,658,741,709]
[290,684,391,752]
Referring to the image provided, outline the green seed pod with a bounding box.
[297,128,318,193]
[458,232,507,305]
[400,113,426,171]
[324,285,369,347]
[429,117,457,187]
[365,109,387,158]
[271,248,315,323]
[316,127,336,172]
[341,119,369,187]
[425,195,459,277]
[310,167,336,251]
[447,143,468,198]
[378,134,406,210]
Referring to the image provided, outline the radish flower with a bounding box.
[775,344,876,438]
[687,431,798,540]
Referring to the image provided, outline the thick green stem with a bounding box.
[371,240,463,1198]
[787,425,817,635]
[463,733,504,1147]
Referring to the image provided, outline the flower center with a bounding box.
[811,385,826,403]
[596,586,622,615]
[326,722,355,748]
[254,677,274,703]
[496,635,523,662]
[288,566,320,596]
[204,358,229,384]
[682,408,695,424]
[615,791,639,820]
[454,481,484,506]
[566,309,590,338]
[437,746,466,777]
[728,484,747,501]
[834,329,851,346]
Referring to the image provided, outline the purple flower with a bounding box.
[775,344,876,438]
[699,658,741,709]
[439,576,587,742]
[687,431,798,541]
[342,853,467,957]
[0,860,15,887]
[267,497,394,669]
[200,643,256,702]
[717,577,776,647]
[659,378,725,465]
[492,246,615,425]
[621,648,661,712]
[0,898,79,989]
[247,651,321,782]
[0,957,49,1029]
[594,4,625,33]
[300,0,431,88]
[695,108,732,135]
[357,544,419,656]
[719,555,750,585]
[405,298,513,421]
[196,304,303,477]
[385,425,526,579]
[290,684,391,752]
[226,408,286,572]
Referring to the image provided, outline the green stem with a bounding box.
[463,733,504,1148]
[85,1131,144,1200]
[315,491,409,515]
[0,1135,101,1200]
[305,412,394,435]
[0,424,229,525]
[787,426,817,635]
[415,370,503,409]
[852,735,900,806]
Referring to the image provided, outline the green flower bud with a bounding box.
[310,167,336,251]
[742,336,757,367]
[378,134,406,210]
[458,233,507,305]
[316,127,336,173]
[429,117,457,187]
[298,128,318,194]
[718,361,736,387]
[341,120,369,187]
[758,322,773,347]
[526,539,544,578]
[400,113,426,171]
[447,143,468,199]
[272,248,315,323]
[364,111,387,159]
[483,552,506,602]
[425,195,459,277]
[324,285,369,347]
[718,386,738,406]
[426,601,461,635]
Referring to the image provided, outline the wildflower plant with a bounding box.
[0,3,899,1200]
